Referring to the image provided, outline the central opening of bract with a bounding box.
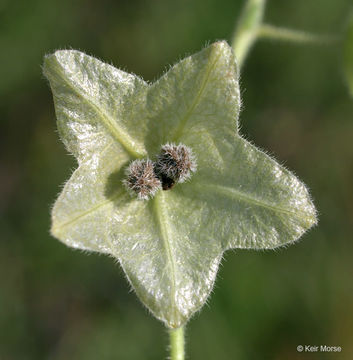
[123,143,197,200]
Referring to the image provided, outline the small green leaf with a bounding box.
[44,41,317,329]
[344,12,353,97]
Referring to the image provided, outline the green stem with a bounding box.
[231,0,266,68]
[169,326,185,360]
[231,0,337,70]
[258,24,337,44]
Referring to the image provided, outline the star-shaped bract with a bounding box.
[44,42,317,328]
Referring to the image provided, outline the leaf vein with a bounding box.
[52,191,123,234]
[51,61,145,158]
[172,49,223,141]
[153,192,177,324]
[200,183,316,225]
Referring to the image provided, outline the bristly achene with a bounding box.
[123,143,197,198]
[155,143,197,185]
[123,159,161,200]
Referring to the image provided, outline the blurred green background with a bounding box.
[1,0,352,359]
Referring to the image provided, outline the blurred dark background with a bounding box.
[1,0,352,359]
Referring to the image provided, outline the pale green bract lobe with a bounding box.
[44,42,317,328]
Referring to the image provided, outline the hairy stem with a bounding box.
[231,0,266,68]
[169,326,185,360]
